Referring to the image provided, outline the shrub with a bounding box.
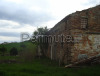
[0,46,7,56]
[20,44,26,48]
[10,47,18,56]
[19,50,36,62]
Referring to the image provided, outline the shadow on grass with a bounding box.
[0,70,6,76]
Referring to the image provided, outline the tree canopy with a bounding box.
[10,47,18,56]
[33,26,49,56]
[33,26,48,36]
[0,46,7,56]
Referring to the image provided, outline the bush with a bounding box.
[19,50,36,62]
[0,46,7,56]
[20,44,26,48]
[10,47,18,56]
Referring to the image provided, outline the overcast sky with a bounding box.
[0,0,99,43]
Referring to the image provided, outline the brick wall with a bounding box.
[46,5,100,64]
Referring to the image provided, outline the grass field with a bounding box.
[0,57,100,76]
[0,42,100,76]
[0,41,37,53]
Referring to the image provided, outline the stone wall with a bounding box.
[46,5,100,64]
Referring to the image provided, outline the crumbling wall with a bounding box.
[46,5,100,64]
[70,5,100,62]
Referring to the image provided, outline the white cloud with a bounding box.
[0,20,37,43]
[6,0,23,4]
[0,0,100,43]
[0,36,20,43]
[48,0,99,20]
[0,20,20,28]
[0,21,36,34]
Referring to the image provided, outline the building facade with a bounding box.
[45,5,100,64]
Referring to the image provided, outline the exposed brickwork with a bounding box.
[45,5,100,64]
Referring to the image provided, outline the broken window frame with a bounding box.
[81,17,88,29]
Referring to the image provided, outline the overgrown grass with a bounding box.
[0,57,100,76]
[0,56,18,60]
[0,42,100,76]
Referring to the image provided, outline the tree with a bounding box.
[10,47,18,56]
[32,26,49,57]
[0,46,7,56]
[33,26,48,36]
[0,48,2,55]
[34,30,38,36]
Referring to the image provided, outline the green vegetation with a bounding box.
[0,46,7,56]
[0,26,100,76]
[0,56,18,60]
[0,57,100,76]
[33,26,49,56]
[0,41,36,53]
[10,47,18,56]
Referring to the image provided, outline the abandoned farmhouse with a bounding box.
[39,5,100,64]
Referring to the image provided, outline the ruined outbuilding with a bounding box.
[44,5,100,64]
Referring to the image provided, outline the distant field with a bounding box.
[0,41,37,63]
[0,41,37,53]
